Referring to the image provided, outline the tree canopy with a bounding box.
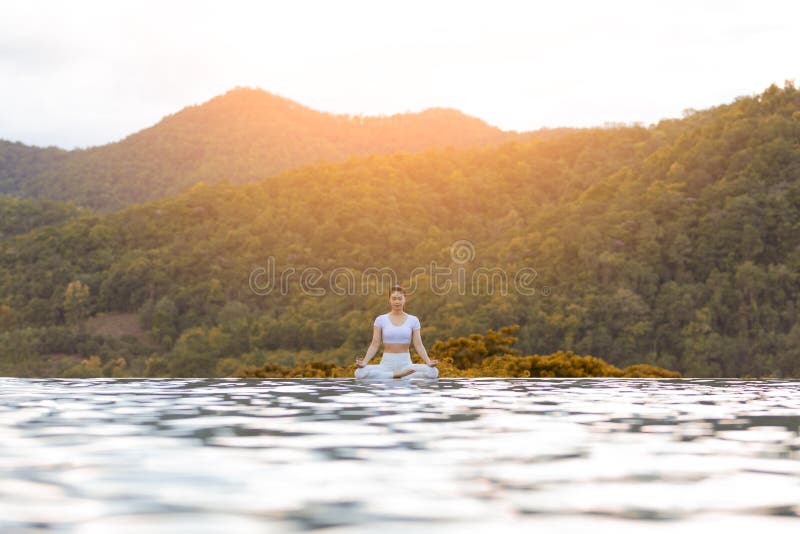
[1,82,799,378]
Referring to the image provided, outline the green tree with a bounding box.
[151,296,179,348]
[63,280,90,328]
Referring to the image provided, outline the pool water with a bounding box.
[2,378,800,533]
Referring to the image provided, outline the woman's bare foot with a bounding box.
[393,368,416,379]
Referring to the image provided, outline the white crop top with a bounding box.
[374,313,420,344]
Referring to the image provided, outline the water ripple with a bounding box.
[1,378,800,532]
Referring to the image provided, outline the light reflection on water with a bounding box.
[1,377,800,533]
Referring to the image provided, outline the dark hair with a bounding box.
[389,285,406,295]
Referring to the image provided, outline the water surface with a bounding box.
[2,378,800,532]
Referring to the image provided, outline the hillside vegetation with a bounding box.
[0,87,528,210]
[1,83,798,378]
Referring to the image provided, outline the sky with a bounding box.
[1,0,799,149]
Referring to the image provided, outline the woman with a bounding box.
[355,285,439,379]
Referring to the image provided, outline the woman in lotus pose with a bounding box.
[355,285,439,379]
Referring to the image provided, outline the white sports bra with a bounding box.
[374,313,420,344]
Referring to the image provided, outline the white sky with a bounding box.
[1,0,798,149]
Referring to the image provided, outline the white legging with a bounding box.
[354,352,439,379]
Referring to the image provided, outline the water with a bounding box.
[2,378,800,533]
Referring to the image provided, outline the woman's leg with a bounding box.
[408,363,439,378]
[379,352,417,379]
[394,367,416,378]
[354,364,394,379]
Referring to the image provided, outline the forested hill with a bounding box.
[0,87,528,211]
[1,82,799,379]
[0,195,86,238]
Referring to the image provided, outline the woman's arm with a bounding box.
[412,328,437,366]
[356,326,382,367]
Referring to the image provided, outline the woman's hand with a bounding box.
[426,359,439,367]
[355,358,367,368]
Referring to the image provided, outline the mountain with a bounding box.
[1,82,799,379]
[0,195,85,238]
[0,87,529,211]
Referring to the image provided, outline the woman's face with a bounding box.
[389,291,405,311]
